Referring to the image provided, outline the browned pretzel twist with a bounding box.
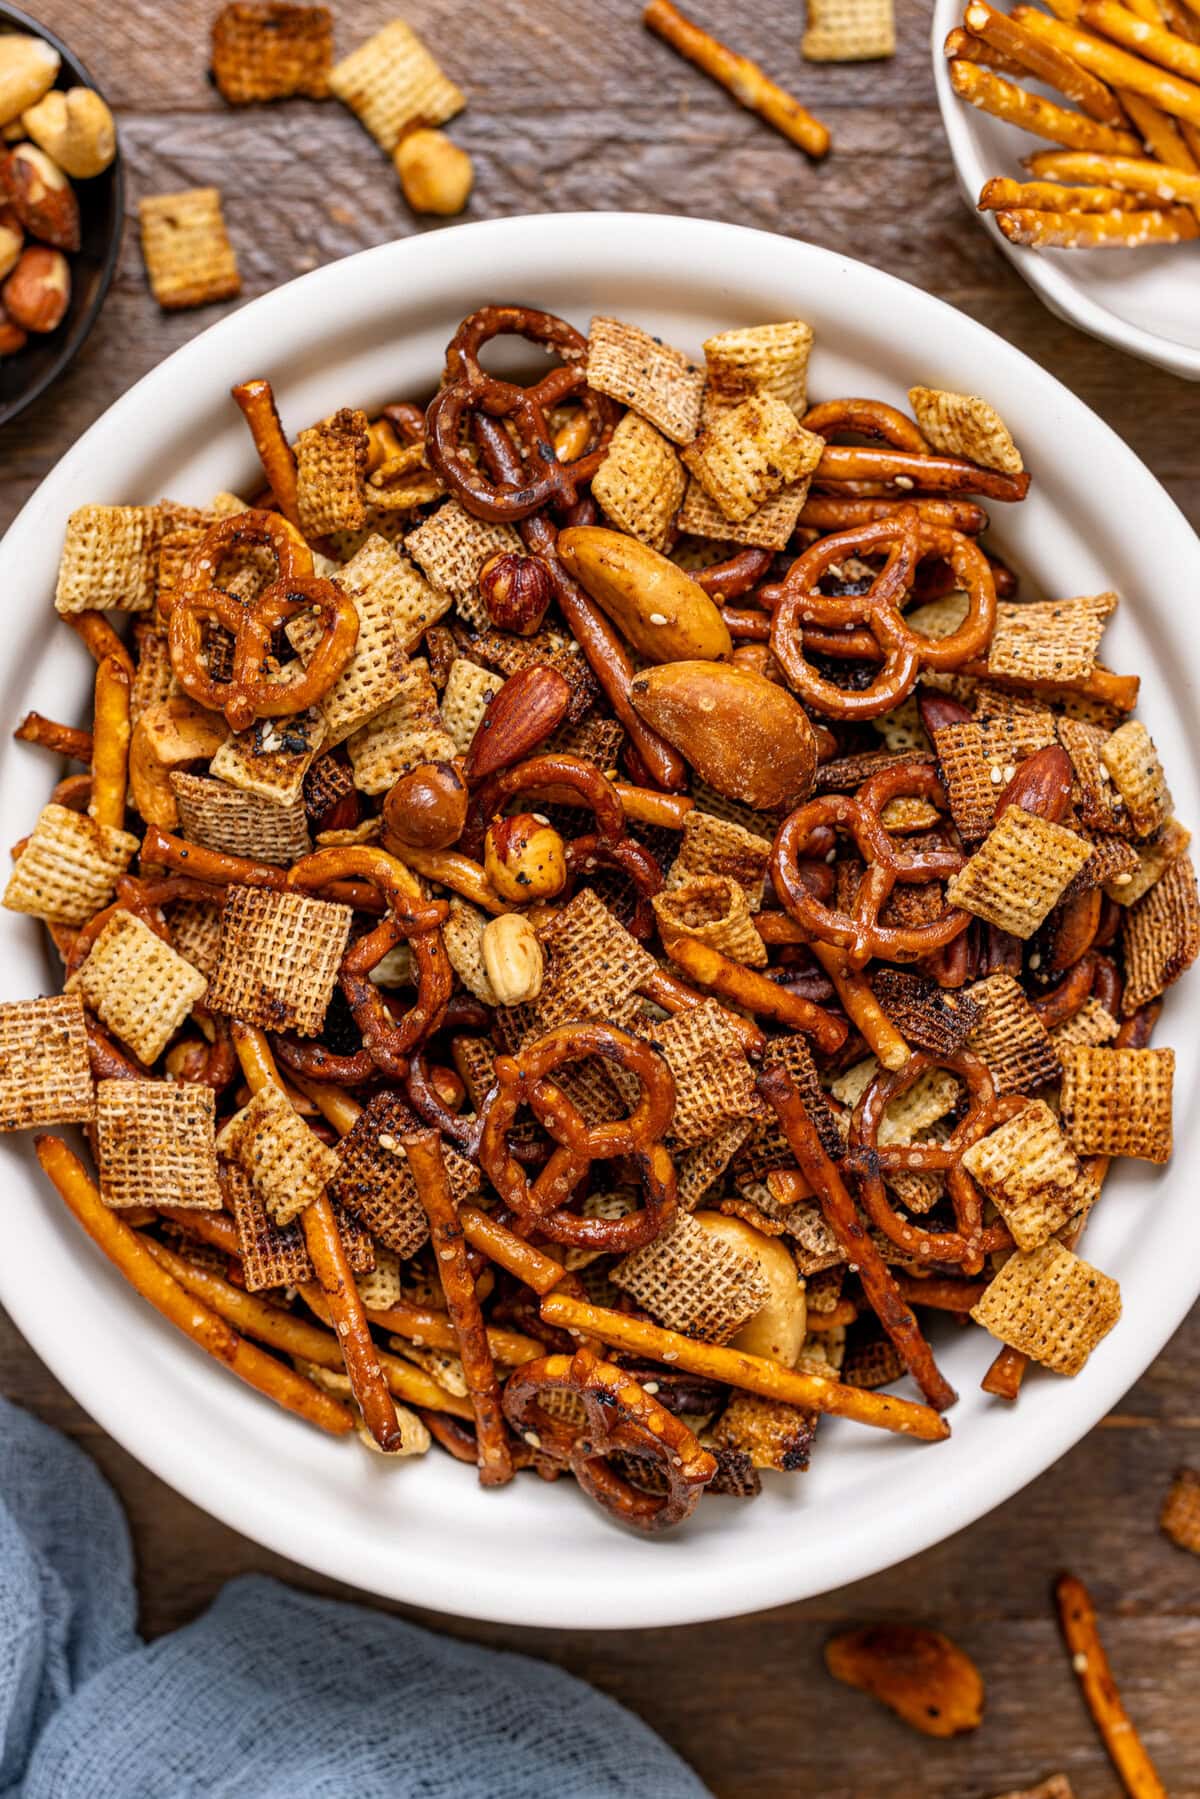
[501,1346,716,1531]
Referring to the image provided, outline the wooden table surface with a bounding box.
[1,2,1198,1793]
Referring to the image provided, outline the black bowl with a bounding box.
[0,2,123,428]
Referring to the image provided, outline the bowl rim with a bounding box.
[928,0,1200,383]
[0,0,125,429]
[1,211,1197,1628]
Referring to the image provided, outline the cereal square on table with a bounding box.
[54,505,163,614]
[139,188,241,312]
[1059,1045,1174,1163]
[217,1081,339,1226]
[908,386,1023,474]
[961,1099,1093,1251]
[0,993,93,1131]
[330,19,464,151]
[211,2,333,104]
[803,0,896,60]
[95,1078,220,1210]
[69,912,207,1066]
[1160,1467,1200,1556]
[945,807,1092,937]
[206,885,352,1037]
[586,316,706,445]
[970,1240,1121,1375]
[591,413,686,551]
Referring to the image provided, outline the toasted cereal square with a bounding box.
[945,807,1092,936]
[930,721,997,841]
[211,2,332,103]
[330,1090,480,1255]
[1057,716,1127,835]
[54,505,164,615]
[302,752,355,824]
[612,1211,770,1342]
[1059,1045,1174,1163]
[166,901,223,979]
[908,386,1022,474]
[442,896,496,1005]
[1160,1468,1200,1556]
[130,622,175,722]
[703,320,814,415]
[988,1779,1075,1799]
[95,1079,220,1209]
[287,552,411,747]
[502,889,657,1045]
[170,772,311,866]
[986,594,1116,684]
[842,1329,906,1390]
[206,884,351,1037]
[4,805,139,927]
[586,316,705,445]
[641,999,761,1150]
[70,912,207,1065]
[329,18,464,151]
[676,474,809,551]
[357,1245,403,1313]
[1049,996,1118,1053]
[652,876,767,968]
[208,708,326,803]
[965,971,1060,1095]
[870,968,982,1057]
[962,1099,1091,1251]
[682,395,823,523]
[462,625,598,724]
[803,0,895,59]
[294,408,369,540]
[139,187,241,312]
[970,1240,1120,1375]
[711,1390,815,1472]
[338,534,453,654]
[440,657,498,754]
[591,413,686,550]
[1106,818,1191,908]
[0,994,93,1130]
[226,1164,314,1290]
[667,809,773,910]
[676,1121,755,1211]
[1121,853,1200,1012]
[1062,832,1140,902]
[346,658,456,795]
[218,1082,339,1226]
[405,501,518,630]
[1101,719,1170,838]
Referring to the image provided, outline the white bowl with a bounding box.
[2,214,1196,1629]
[931,0,1200,381]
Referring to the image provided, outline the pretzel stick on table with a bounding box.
[1010,8,1200,124]
[961,0,1132,120]
[232,378,303,533]
[1055,1574,1168,1798]
[949,60,1143,152]
[643,0,831,158]
[89,656,131,831]
[35,1138,355,1438]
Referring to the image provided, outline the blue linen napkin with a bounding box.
[0,1394,708,1797]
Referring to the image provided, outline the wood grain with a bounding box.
[2,3,1198,1795]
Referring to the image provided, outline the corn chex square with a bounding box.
[964,971,1060,1095]
[330,1090,480,1256]
[139,187,241,312]
[1160,1468,1200,1557]
[1101,719,1170,838]
[440,657,499,753]
[908,386,1022,474]
[170,772,311,866]
[1121,853,1200,1012]
[405,500,518,630]
[210,2,333,104]
[95,1078,220,1209]
[55,505,164,614]
[337,534,452,655]
[0,993,93,1130]
[970,1240,1120,1375]
[591,413,686,551]
[681,395,823,523]
[294,408,368,540]
[961,1099,1092,1251]
[1049,996,1118,1053]
[217,1082,339,1226]
[586,316,706,446]
[667,809,773,910]
[676,473,809,552]
[804,0,896,60]
[69,912,206,1066]
[346,657,456,795]
[611,1211,770,1342]
[330,19,464,151]
[1106,818,1190,908]
[652,875,767,968]
[206,884,351,1037]
[287,551,411,748]
[1059,1044,1174,1163]
[945,807,1092,937]
[711,1391,815,1472]
[703,320,814,416]
[985,593,1116,684]
[209,708,326,804]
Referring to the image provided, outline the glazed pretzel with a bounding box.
[768,509,997,720]
[562,833,663,940]
[168,512,359,732]
[802,397,932,452]
[477,1021,677,1252]
[771,761,970,969]
[466,750,627,863]
[501,1347,716,1532]
[425,306,617,522]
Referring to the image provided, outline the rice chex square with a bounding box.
[961,1098,1092,1251]
[970,1240,1120,1375]
[217,1081,339,1226]
[69,912,207,1066]
[908,386,1022,474]
[294,408,369,539]
[611,1211,770,1342]
[329,19,464,151]
[54,505,163,614]
[681,394,823,523]
[945,807,1092,937]
[1121,853,1200,1012]
[702,320,814,415]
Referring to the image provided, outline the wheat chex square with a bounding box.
[586,316,705,445]
[206,885,351,1037]
[95,1078,220,1210]
[211,3,333,104]
[330,1090,481,1256]
[611,1211,770,1342]
[0,993,93,1130]
[54,505,164,614]
[170,772,311,866]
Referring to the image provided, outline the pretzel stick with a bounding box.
[232,379,302,532]
[1010,6,1200,121]
[1119,85,1200,168]
[643,0,831,158]
[639,963,766,1055]
[287,1073,364,1135]
[540,1290,949,1441]
[612,783,695,830]
[14,713,94,762]
[1080,0,1200,79]
[1055,1574,1167,1798]
[160,1203,241,1256]
[894,1274,988,1312]
[459,1204,567,1295]
[816,443,1030,501]
[949,59,1142,151]
[979,175,1142,209]
[805,1299,859,1331]
[765,1166,815,1205]
[1025,144,1200,197]
[35,1138,354,1437]
[659,930,848,1052]
[963,0,1131,120]
[372,1300,543,1366]
[945,23,1036,75]
[381,834,510,915]
[88,655,131,832]
[995,202,1199,242]
[963,657,1139,710]
[68,610,134,677]
[799,494,989,532]
[810,943,909,1071]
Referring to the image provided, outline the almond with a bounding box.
[996,743,1073,822]
[557,526,732,664]
[463,664,572,780]
[629,660,817,810]
[824,1624,984,1738]
[1,142,79,251]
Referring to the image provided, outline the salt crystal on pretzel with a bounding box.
[870,967,982,1057]
[69,912,207,1065]
[95,1077,220,1210]
[1121,852,1200,1012]
[711,1389,815,1471]
[294,408,369,539]
[970,1240,1121,1375]
[682,394,823,523]
[1057,716,1130,835]
[1160,1467,1200,1556]
[1107,817,1191,907]
[1050,996,1119,1052]
[207,885,351,1037]
[908,385,1023,476]
[677,475,809,551]
[586,315,705,446]
[652,875,768,969]
[666,808,772,910]
[170,771,312,866]
[329,18,464,152]
[0,993,93,1130]
[591,412,686,551]
[166,901,223,978]
[347,658,456,795]
[611,1211,770,1342]
[330,1090,480,1256]
[1059,1044,1174,1162]
[139,187,241,312]
[962,1099,1094,1252]
[405,501,519,630]
[440,657,498,754]
[55,505,164,615]
[442,896,497,1004]
[210,2,333,104]
[1101,718,1171,838]
[218,1081,339,1226]
[803,0,895,61]
[965,971,1061,1095]
[930,720,999,841]
[946,807,1092,937]
[703,320,814,416]
[985,593,1117,684]
[209,708,326,804]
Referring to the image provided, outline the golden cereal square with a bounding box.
[970,1240,1121,1375]
[139,187,242,312]
[652,876,767,968]
[681,394,824,523]
[294,408,369,540]
[170,772,311,866]
[440,657,499,754]
[329,19,464,151]
[1160,1468,1200,1556]
[405,500,518,629]
[0,994,93,1131]
[95,1078,220,1210]
[702,320,814,415]
[641,998,761,1150]
[961,1098,1090,1251]
[1057,716,1127,835]
[986,593,1116,684]
[1106,817,1191,908]
[676,473,810,551]
[711,1390,815,1472]
[804,0,896,60]
[217,1082,339,1226]
[1121,853,1200,1012]
[586,315,706,445]
[908,386,1023,474]
[945,807,1092,936]
[69,912,207,1066]
[346,658,456,795]
[55,505,163,614]
[965,971,1061,1095]
[591,412,687,550]
[1059,1045,1174,1163]
[612,1211,770,1342]
[1049,996,1118,1053]
[666,808,773,910]
[206,884,351,1037]
[1101,718,1170,838]
[209,708,326,803]
[211,2,333,104]
[288,543,411,746]
[338,534,452,654]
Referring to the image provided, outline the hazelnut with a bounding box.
[382,758,468,850]
[3,245,69,332]
[1,142,79,250]
[0,300,26,355]
[22,86,116,179]
[484,813,567,903]
[477,551,553,636]
[481,912,545,1006]
[394,128,474,216]
[0,35,60,128]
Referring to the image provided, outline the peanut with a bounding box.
[484,813,567,902]
[394,128,474,216]
[22,87,117,179]
[0,35,59,128]
[481,912,545,1005]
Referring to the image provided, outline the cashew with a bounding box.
[694,1211,808,1365]
[129,697,226,829]
[23,87,116,178]
[393,129,473,216]
[0,35,59,128]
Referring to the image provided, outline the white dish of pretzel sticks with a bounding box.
[933,0,1200,379]
[0,214,1197,1629]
